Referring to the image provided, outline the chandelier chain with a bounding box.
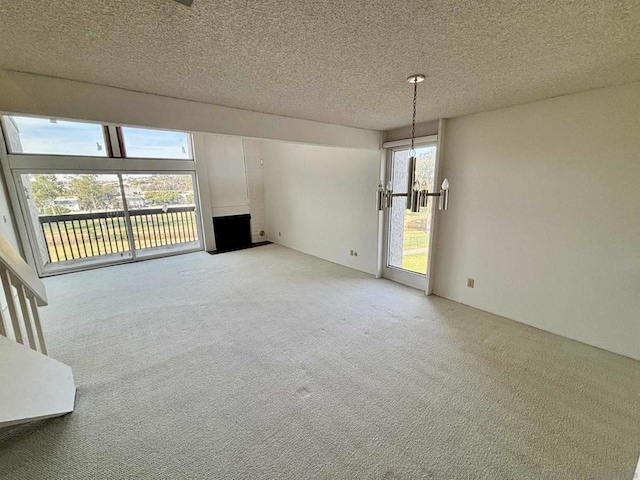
[410,80,417,157]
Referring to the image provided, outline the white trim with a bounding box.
[375,149,386,279]
[8,154,195,172]
[382,135,438,149]
[382,265,427,291]
[425,118,445,295]
[634,454,639,480]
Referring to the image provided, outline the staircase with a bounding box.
[0,235,75,428]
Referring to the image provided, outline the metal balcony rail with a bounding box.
[38,206,198,262]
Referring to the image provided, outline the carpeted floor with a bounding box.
[0,244,638,479]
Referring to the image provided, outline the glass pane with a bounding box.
[121,127,192,159]
[121,173,199,256]
[387,146,436,275]
[21,173,131,270]
[4,116,107,156]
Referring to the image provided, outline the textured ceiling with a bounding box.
[0,0,638,130]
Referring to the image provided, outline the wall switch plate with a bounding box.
[467,278,475,288]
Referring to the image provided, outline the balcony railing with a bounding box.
[38,206,198,263]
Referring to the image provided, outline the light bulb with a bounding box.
[413,180,420,191]
[442,178,449,190]
[421,180,428,190]
[386,181,392,192]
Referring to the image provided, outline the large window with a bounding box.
[3,115,108,157]
[1,114,202,276]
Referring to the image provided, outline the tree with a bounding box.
[50,205,71,215]
[30,175,64,214]
[70,175,116,212]
[144,190,181,205]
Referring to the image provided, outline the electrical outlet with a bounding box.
[353,251,358,257]
[467,278,475,288]
[278,231,281,237]
[350,250,354,256]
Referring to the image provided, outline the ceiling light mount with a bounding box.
[407,74,426,84]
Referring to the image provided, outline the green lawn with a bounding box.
[401,227,429,274]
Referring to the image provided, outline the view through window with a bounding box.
[387,145,436,275]
[121,126,192,159]
[2,114,201,274]
[4,115,107,156]
[22,173,199,267]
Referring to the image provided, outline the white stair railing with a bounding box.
[0,233,75,428]
[0,234,48,353]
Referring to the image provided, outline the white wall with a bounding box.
[0,70,380,150]
[384,119,439,143]
[243,140,268,243]
[192,133,251,251]
[261,141,381,275]
[434,81,640,360]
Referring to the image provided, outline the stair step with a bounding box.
[0,335,75,428]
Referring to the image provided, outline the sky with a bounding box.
[6,115,191,159]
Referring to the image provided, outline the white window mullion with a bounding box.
[7,155,196,173]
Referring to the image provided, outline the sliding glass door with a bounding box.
[121,173,199,258]
[16,172,201,275]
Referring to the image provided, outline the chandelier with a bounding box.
[377,74,449,212]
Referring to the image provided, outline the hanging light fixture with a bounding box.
[376,74,450,212]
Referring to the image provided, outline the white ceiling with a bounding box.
[0,0,638,131]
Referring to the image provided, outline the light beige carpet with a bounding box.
[1,244,638,479]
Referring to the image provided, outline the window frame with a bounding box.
[0,115,112,158]
[118,125,194,161]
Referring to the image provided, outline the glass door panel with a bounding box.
[19,173,132,274]
[386,145,437,276]
[120,173,200,258]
